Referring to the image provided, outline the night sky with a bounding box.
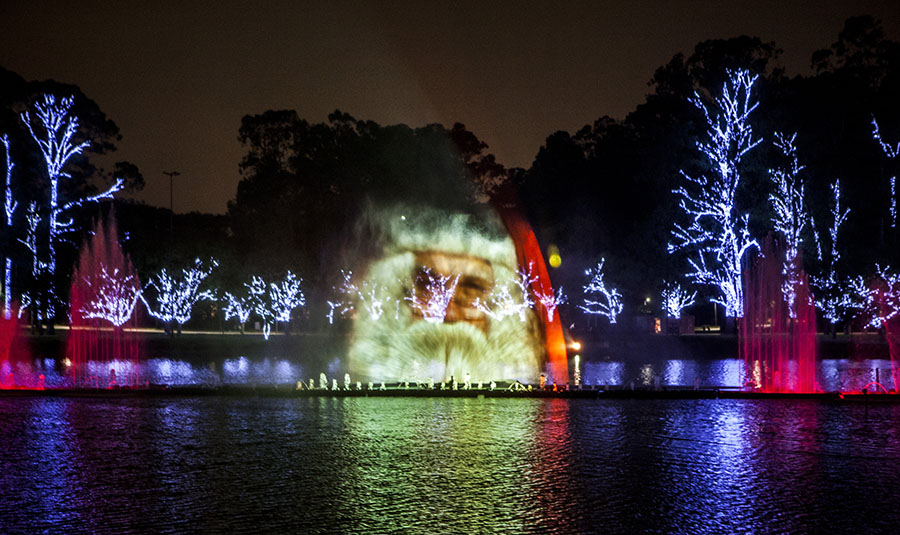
[1,1,897,214]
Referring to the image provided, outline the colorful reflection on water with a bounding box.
[2,397,900,533]
[2,355,898,392]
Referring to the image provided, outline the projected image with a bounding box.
[346,207,544,384]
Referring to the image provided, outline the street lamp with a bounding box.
[163,170,180,235]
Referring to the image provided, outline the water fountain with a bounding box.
[870,276,900,393]
[740,237,817,392]
[0,312,30,388]
[66,214,143,388]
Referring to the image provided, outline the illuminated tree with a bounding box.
[142,258,217,333]
[662,281,697,319]
[18,202,42,319]
[222,291,252,332]
[247,271,306,339]
[812,181,852,326]
[475,282,525,321]
[334,270,389,321]
[406,268,460,323]
[534,284,567,322]
[21,94,123,318]
[476,263,537,322]
[867,266,900,329]
[247,276,275,338]
[1,135,16,319]
[512,263,538,320]
[326,299,351,325]
[872,117,899,228]
[769,132,811,317]
[268,271,305,322]
[579,259,623,324]
[78,265,142,327]
[669,70,761,318]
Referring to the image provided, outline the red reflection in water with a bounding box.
[533,399,576,530]
[67,214,143,388]
[741,237,817,392]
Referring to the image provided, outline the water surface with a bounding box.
[2,396,899,533]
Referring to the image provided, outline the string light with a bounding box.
[21,94,124,319]
[769,132,810,317]
[142,258,217,326]
[579,258,623,323]
[405,267,459,323]
[662,281,696,319]
[669,70,761,318]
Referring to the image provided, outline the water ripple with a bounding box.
[1,397,899,533]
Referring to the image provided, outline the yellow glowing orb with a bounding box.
[547,244,561,267]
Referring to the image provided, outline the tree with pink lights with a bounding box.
[669,70,760,319]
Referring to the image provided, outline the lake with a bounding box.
[2,395,899,533]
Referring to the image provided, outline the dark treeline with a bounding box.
[1,15,899,330]
[520,15,900,324]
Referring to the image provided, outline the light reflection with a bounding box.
[25,399,83,527]
[223,356,250,382]
[664,359,684,385]
[582,361,624,386]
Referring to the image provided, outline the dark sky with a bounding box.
[1,1,898,214]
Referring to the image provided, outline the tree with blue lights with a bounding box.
[866,266,900,330]
[579,258,623,324]
[669,70,761,319]
[142,258,218,334]
[79,265,142,327]
[268,271,305,324]
[662,281,697,319]
[18,202,43,319]
[812,180,852,328]
[769,132,811,317]
[21,94,124,320]
[222,291,252,333]
[247,271,306,339]
[872,117,899,228]
[1,135,16,319]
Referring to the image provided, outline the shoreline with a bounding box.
[1,384,896,402]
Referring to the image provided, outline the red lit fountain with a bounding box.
[67,215,143,388]
[0,309,32,389]
[870,272,900,393]
[740,237,817,393]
